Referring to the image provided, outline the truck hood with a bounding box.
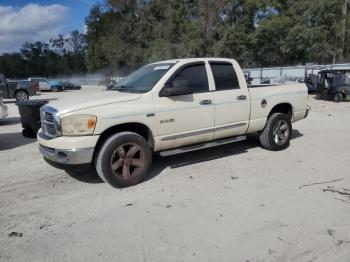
[48,91,142,115]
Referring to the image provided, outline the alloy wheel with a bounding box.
[272,119,290,145]
[17,93,28,101]
[110,143,146,180]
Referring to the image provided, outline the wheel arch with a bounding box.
[14,89,29,96]
[338,92,346,98]
[93,122,155,162]
[14,89,29,99]
[268,103,293,120]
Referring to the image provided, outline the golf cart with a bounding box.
[316,69,350,102]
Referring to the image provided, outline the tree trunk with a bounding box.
[339,0,348,62]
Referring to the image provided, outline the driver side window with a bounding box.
[171,63,209,93]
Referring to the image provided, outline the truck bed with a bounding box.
[247,83,308,133]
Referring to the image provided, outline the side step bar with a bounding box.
[160,135,246,157]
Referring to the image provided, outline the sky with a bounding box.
[0,0,100,53]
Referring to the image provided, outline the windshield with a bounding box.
[112,63,175,93]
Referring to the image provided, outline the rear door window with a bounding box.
[210,62,240,90]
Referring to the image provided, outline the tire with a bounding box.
[334,93,343,103]
[51,86,58,92]
[259,113,292,151]
[15,90,29,102]
[96,132,152,188]
[315,93,321,100]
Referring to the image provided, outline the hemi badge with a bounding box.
[146,113,155,117]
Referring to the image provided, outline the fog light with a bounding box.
[57,152,68,162]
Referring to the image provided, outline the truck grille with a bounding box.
[45,112,54,123]
[40,106,60,138]
[44,113,56,136]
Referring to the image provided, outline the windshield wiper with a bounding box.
[112,85,128,89]
[112,85,131,92]
[117,89,145,93]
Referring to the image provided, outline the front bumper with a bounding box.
[39,144,94,165]
[37,130,99,168]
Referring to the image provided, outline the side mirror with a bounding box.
[160,79,192,97]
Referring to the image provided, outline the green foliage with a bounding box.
[85,0,350,71]
[0,31,87,78]
[255,0,347,65]
[213,25,256,67]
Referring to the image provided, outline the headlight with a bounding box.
[61,114,97,136]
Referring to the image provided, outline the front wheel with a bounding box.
[259,113,292,151]
[96,132,152,188]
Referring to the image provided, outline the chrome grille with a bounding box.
[40,106,60,138]
[45,112,54,123]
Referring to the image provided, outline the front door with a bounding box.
[209,61,250,139]
[154,62,215,149]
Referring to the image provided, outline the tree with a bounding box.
[0,31,87,78]
[255,0,348,65]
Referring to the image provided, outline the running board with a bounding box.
[160,135,246,157]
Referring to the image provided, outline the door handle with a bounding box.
[237,95,247,100]
[199,99,212,105]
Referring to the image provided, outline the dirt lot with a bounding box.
[0,86,350,262]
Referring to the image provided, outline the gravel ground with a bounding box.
[0,86,350,262]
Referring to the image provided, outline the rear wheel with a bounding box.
[15,90,29,102]
[315,93,321,100]
[96,132,152,188]
[334,93,343,103]
[259,113,292,151]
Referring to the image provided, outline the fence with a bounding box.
[244,63,350,85]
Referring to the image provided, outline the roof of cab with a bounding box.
[152,57,237,64]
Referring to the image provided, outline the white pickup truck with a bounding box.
[38,58,309,187]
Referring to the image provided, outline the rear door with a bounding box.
[154,62,215,149]
[209,61,250,139]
